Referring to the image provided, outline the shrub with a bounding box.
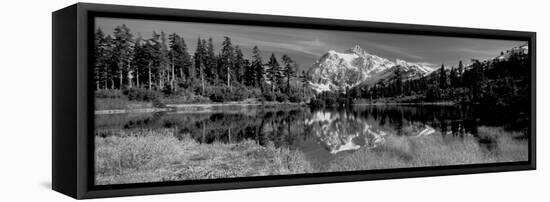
[336,97,349,106]
[161,84,176,95]
[288,92,302,103]
[324,97,337,106]
[263,92,275,101]
[232,87,250,101]
[275,92,289,102]
[207,86,227,102]
[123,88,162,102]
[309,98,325,107]
[209,91,225,102]
[248,88,262,99]
[95,89,123,99]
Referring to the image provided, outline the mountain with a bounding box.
[304,111,436,154]
[496,43,529,61]
[307,45,435,93]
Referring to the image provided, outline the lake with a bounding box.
[95,104,529,184]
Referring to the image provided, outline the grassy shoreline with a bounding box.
[95,126,527,185]
[95,97,306,114]
[95,129,312,185]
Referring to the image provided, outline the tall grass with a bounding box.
[95,126,527,185]
[95,129,182,184]
[95,129,312,185]
[328,126,528,172]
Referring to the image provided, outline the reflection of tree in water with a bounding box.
[154,109,313,149]
[96,104,527,154]
[353,105,526,151]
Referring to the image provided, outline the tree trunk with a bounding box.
[118,70,123,89]
[103,65,108,90]
[201,72,205,96]
[287,76,290,94]
[148,63,152,90]
[158,70,162,90]
[127,69,132,88]
[227,66,231,92]
[228,127,231,144]
[202,120,206,143]
[136,69,140,88]
[171,62,175,91]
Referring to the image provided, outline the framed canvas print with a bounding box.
[52,3,536,199]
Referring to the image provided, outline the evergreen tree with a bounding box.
[94,28,108,90]
[458,60,464,75]
[132,35,146,88]
[158,31,170,90]
[103,35,116,89]
[205,38,216,82]
[439,64,447,89]
[394,70,403,95]
[449,66,457,87]
[194,37,207,94]
[167,33,192,90]
[266,53,281,92]
[112,24,134,89]
[457,60,464,86]
[299,70,308,96]
[167,33,179,90]
[243,58,256,86]
[221,36,235,90]
[251,46,264,89]
[234,46,245,84]
[180,37,193,80]
[281,54,296,94]
[147,32,163,90]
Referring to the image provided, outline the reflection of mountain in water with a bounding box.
[96,105,523,157]
[305,110,437,154]
[306,111,386,153]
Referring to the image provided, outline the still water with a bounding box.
[95,105,529,171]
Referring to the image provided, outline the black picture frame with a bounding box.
[52,3,536,199]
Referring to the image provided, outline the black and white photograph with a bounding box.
[93,17,531,185]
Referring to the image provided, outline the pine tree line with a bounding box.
[94,24,310,102]
[351,50,530,106]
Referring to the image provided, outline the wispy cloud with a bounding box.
[457,47,500,57]
[366,42,425,60]
[297,38,326,47]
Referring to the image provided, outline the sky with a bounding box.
[96,17,526,72]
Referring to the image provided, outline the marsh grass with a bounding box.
[328,126,528,172]
[95,129,312,185]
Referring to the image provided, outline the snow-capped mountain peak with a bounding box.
[307,45,435,93]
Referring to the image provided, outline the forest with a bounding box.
[94,24,312,108]
[313,48,530,111]
[94,24,530,114]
